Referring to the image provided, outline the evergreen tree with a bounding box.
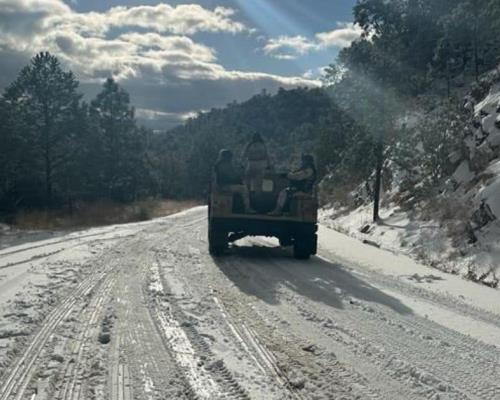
[0,98,25,212]
[3,52,82,208]
[90,78,148,202]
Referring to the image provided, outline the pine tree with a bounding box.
[90,78,147,202]
[3,52,82,208]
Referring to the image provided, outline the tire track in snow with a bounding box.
[156,213,385,399]
[0,269,107,400]
[213,251,386,400]
[211,296,305,400]
[151,220,301,399]
[55,274,116,400]
[0,228,125,258]
[0,235,135,270]
[0,208,209,400]
[272,255,500,400]
[148,262,223,399]
[108,231,195,400]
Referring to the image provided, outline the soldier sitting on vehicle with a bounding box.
[214,149,255,213]
[268,154,316,216]
[243,133,270,191]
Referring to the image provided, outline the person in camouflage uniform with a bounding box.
[214,149,254,213]
[269,154,316,216]
[243,133,270,191]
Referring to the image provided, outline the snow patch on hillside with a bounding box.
[320,204,500,288]
[322,76,500,289]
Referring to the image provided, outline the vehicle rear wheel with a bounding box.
[208,220,227,256]
[293,233,317,260]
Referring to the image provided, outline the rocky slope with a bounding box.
[321,66,500,288]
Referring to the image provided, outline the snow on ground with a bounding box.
[0,211,206,376]
[0,223,134,372]
[320,203,500,287]
[472,83,500,221]
[321,204,457,268]
[318,224,500,347]
[1,206,500,399]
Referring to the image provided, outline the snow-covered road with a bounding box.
[0,207,499,399]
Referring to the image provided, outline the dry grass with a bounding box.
[13,199,200,230]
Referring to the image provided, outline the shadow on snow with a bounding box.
[213,243,413,316]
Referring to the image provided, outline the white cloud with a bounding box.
[135,107,204,130]
[316,22,363,49]
[38,28,319,85]
[0,0,70,14]
[262,23,363,60]
[136,108,198,121]
[89,4,247,35]
[0,0,319,85]
[302,66,329,80]
[263,35,318,60]
[0,0,248,38]
[0,0,320,85]
[0,0,320,127]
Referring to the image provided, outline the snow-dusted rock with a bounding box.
[0,223,10,233]
[483,115,500,147]
[486,159,500,175]
[453,160,474,185]
[477,178,500,219]
[475,83,500,115]
[474,83,500,147]
[471,142,494,171]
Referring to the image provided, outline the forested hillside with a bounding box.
[150,87,368,199]
[323,0,500,215]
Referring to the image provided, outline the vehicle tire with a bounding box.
[310,233,318,255]
[293,233,317,260]
[208,220,227,256]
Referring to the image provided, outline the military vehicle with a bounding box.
[208,168,318,259]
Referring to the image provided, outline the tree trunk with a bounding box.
[474,36,479,82]
[45,144,52,209]
[473,0,480,82]
[446,54,451,99]
[373,134,384,223]
[373,67,386,223]
[43,104,52,209]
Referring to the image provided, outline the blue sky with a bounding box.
[1,0,358,129]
